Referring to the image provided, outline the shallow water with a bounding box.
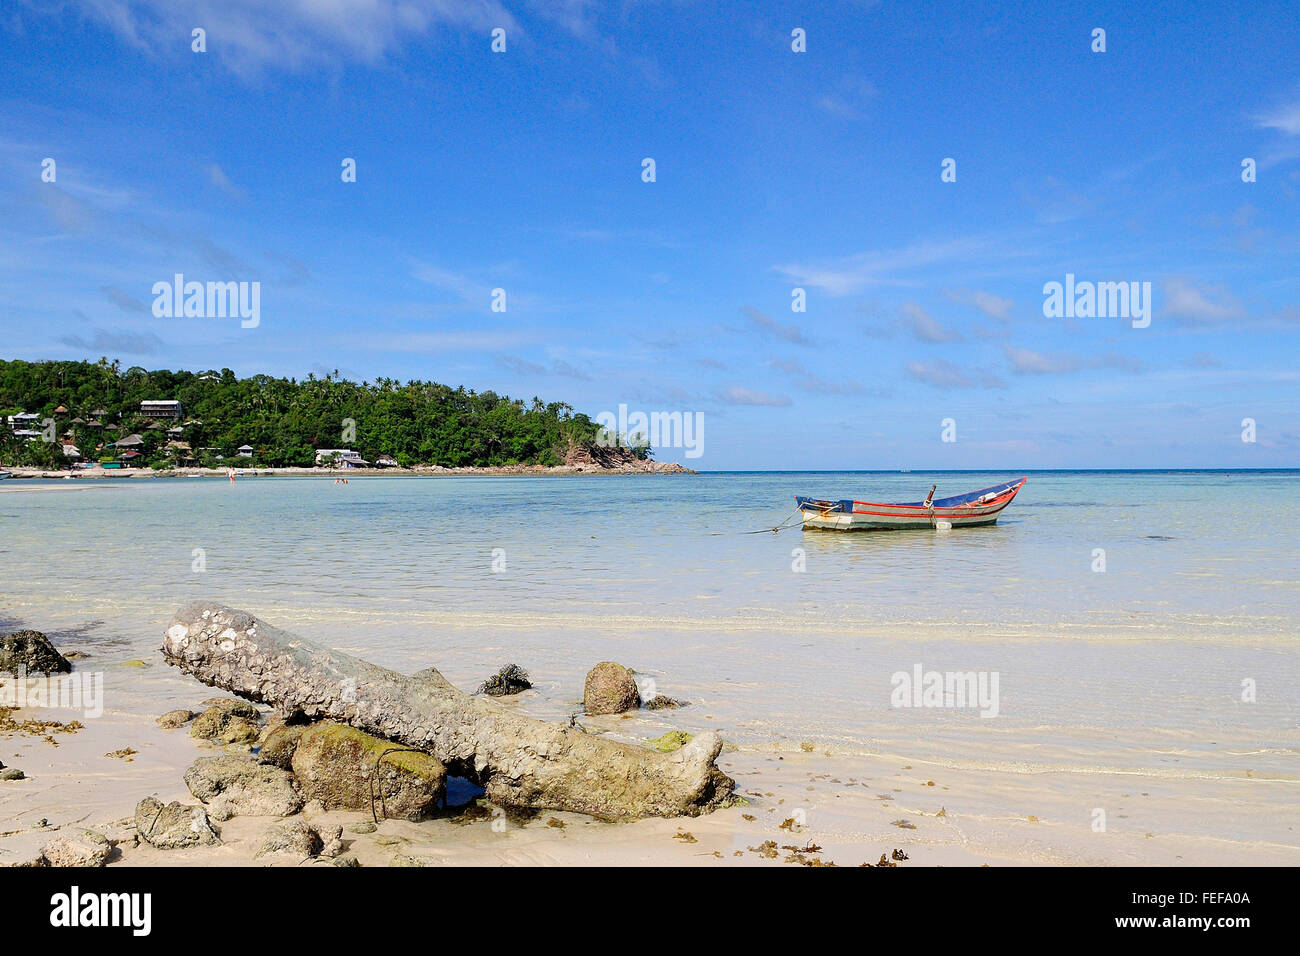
[2,470,1297,828]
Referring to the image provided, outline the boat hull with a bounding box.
[795,478,1026,532]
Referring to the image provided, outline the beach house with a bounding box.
[139,399,184,420]
[315,448,369,468]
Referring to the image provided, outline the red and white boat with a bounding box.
[795,478,1027,531]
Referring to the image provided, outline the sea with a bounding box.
[2,469,1297,841]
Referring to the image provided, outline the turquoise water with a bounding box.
[2,470,1297,786]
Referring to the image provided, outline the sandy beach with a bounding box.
[4,688,1295,868]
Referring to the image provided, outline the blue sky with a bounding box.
[1,0,1297,469]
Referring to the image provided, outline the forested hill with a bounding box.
[0,358,631,468]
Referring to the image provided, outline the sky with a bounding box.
[0,0,1297,469]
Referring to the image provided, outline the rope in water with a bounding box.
[713,508,804,535]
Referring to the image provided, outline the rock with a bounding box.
[320,826,345,858]
[257,720,308,769]
[122,659,148,668]
[647,731,693,753]
[218,716,260,744]
[1,768,25,781]
[157,709,198,729]
[347,822,377,834]
[201,697,260,718]
[40,830,112,867]
[0,630,71,675]
[584,662,641,715]
[333,855,359,867]
[290,721,446,821]
[644,695,685,710]
[255,819,322,860]
[476,663,532,697]
[134,797,221,849]
[182,755,303,820]
[190,704,260,742]
[63,651,90,661]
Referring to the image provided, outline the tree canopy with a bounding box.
[0,357,646,469]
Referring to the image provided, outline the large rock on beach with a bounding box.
[290,721,446,821]
[258,720,309,769]
[0,630,71,675]
[134,797,221,849]
[40,829,112,867]
[584,662,641,715]
[183,755,303,820]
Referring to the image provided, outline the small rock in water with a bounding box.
[644,695,685,710]
[476,663,532,697]
[1,768,25,781]
[0,629,71,675]
[121,659,148,668]
[190,701,260,742]
[583,662,641,715]
[347,821,377,834]
[156,709,197,729]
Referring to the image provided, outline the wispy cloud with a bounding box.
[204,163,245,201]
[741,306,811,345]
[59,328,164,355]
[770,358,873,395]
[1162,277,1244,326]
[1254,94,1300,135]
[70,0,520,77]
[816,74,877,121]
[898,302,962,343]
[775,236,1000,296]
[101,285,148,312]
[714,385,792,406]
[946,288,1013,321]
[1003,345,1141,375]
[905,359,1003,390]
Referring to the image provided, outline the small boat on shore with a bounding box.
[796,478,1026,531]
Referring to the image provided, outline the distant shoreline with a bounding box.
[0,461,695,480]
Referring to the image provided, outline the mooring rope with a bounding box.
[368,746,436,823]
[715,508,804,535]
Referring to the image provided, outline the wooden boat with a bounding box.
[795,478,1026,531]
